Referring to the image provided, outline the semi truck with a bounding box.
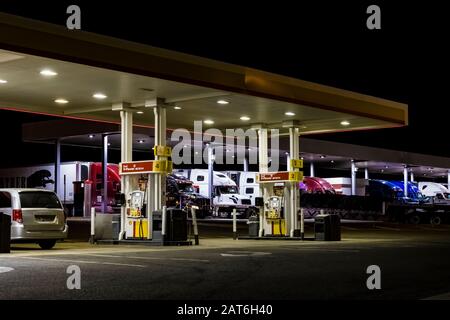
[174,169,256,218]
[0,162,121,214]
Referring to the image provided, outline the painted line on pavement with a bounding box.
[82,253,210,263]
[0,267,14,274]
[19,256,146,268]
[423,292,450,300]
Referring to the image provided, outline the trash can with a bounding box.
[248,215,260,237]
[166,208,188,241]
[0,212,11,253]
[314,214,341,241]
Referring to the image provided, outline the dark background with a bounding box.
[0,1,444,166]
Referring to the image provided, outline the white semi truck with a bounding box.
[173,169,256,218]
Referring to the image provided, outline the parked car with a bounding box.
[0,188,68,249]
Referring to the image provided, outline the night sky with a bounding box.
[0,2,446,165]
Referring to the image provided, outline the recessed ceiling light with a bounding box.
[300,157,304,160]
[217,100,229,105]
[240,116,251,121]
[330,160,335,163]
[195,151,199,155]
[137,139,145,144]
[340,120,350,126]
[93,93,107,99]
[183,145,189,148]
[285,112,295,116]
[204,119,214,125]
[174,106,182,110]
[40,69,58,77]
[54,99,69,104]
[320,155,326,159]
[0,79,7,84]
[285,152,289,155]
[385,165,389,169]
[136,111,144,114]
[107,143,111,146]
[248,148,252,151]
[232,155,235,158]
[381,169,385,173]
[88,134,95,139]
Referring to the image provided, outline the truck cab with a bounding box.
[188,169,255,218]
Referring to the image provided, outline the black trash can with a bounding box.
[314,214,341,241]
[166,208,188,241]
[248,215,260,237]
[0,212,11,253]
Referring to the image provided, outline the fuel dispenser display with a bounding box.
[264,195,285,235]
[126,188,148,239]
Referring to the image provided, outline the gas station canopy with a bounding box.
[0,13,407,135]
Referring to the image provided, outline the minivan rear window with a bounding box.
[19,192,62,209]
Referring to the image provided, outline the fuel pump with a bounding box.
[264,194,285,235]
[257,171,303,237]
[125,175,149,239]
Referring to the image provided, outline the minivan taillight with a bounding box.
[12,209,23,223]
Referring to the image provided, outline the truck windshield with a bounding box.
[178,183,195,193]
[19,191,62,209]
[218,186,239,194]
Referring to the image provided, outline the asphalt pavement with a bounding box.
[1,223,450,300]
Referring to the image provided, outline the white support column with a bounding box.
[54,139,61,195]
[118,104,133,240]
[364,168,369,180]
[153,98,167,211]
[258,128,269,237]
[403,166,408,198]
[102,134,108,213]
[447,170,450,188]
[351,161,357,196]
[243,156,249,172]
[410,171,415,182]
[207,144,214,208]
[309,161,315,177]
[288,127,300,237]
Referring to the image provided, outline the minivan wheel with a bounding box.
[38,240,57,250]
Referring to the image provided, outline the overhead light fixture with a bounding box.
[174,106,182,110]
[385,165,389,169]
[195,151,199,155]
[54,99,69,104]
[217,100,229,105]
[320,155,326,159]
[285,152,289,155]
[340,120,350,126]
[300,157,304,160]
[40,69,58,77]
[107,143,111,147]
[137,139,145,144]
[240,116,251,121]
[285,112,295,116]
[183,145,189,148]
[93,93,107,99]
[247,148,252,151]
[330,160,335,164]
[381,169,385,173]
[0,79,7,84]
[136,111,144,114]
[204,119,214,125]
[88,134,95,139]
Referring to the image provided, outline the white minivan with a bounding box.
[0,189,68,249]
